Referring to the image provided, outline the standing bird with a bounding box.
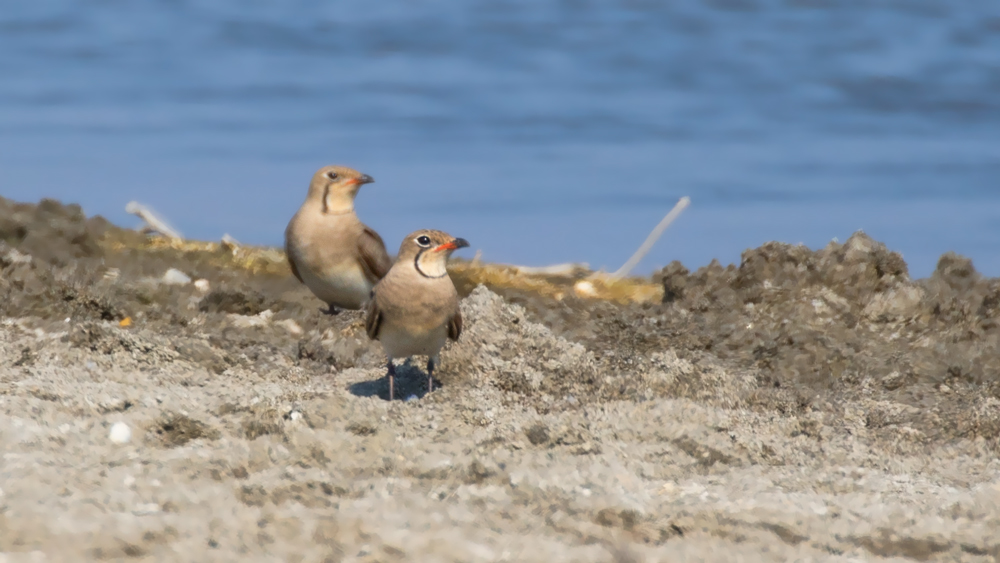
[285,165,392,314]
[365,229,469,400]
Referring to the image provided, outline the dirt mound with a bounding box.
[4,198,1000,561]
[0,196,110,265]
[635,232,1000,449]
[1,196,998,453]
[457,231,1000,452]
[439,286,754,413]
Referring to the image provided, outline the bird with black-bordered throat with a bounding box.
[365,229,469,401]
[285,165,392,315]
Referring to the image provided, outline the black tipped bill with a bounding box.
[433,237,470,252]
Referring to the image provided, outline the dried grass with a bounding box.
[449,260,662,304]
[101,234,663,304]
[102,234,291,276]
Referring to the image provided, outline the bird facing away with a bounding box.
[285,165,392,314]
[365,229,469,401]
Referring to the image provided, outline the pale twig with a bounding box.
[125,201,182,240]
[221,233,240,253]
[512,262,590,277]
[464,257,590,277]
[609,196,690,280]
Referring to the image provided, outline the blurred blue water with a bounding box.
[1,1,999,276]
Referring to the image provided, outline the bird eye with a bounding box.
[326,171,339,180]
[416,235,431,247]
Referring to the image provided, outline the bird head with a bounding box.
[308,165,375,214]
[399,229,470,279]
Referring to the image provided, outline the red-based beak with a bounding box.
[434,238,470,252]
[346,174,375,185]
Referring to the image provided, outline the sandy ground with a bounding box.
[1,197,1000,562]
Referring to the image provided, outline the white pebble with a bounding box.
[193,279,211,292]
[228,309,274,328]
[573,280,597,297]
[132,503,160,516]
[4,248,32,265]
[276,318,304,336]
[162,268,192,285]
[109,422,132,444]
[405,395,419,402]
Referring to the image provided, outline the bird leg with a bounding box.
[387,359,396,401]
[426,357,435,394]
[322,304,341,316]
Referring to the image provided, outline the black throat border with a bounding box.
[414,249,448,279]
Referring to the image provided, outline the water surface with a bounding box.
[2,1,999,275]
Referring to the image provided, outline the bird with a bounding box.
[285,165,392,315]
[365,229,469,401]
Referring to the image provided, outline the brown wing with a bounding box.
[364,291,383,341]
[357,226,392,285]
[284,236,304,283]
[447,308,462,341]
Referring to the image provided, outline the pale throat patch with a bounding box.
[416,251,449,278]
[323,188,355,215]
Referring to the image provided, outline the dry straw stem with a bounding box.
[109,203,289,275]
[125,201,183,240]
[542,196,690,303]
[508,262,590,276]
[609,196,690,280]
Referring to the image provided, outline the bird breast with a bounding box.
[287,209,372,308]
[378,271,456,329]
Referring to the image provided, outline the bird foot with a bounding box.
[387,361,396,401]
[321,304,341,316]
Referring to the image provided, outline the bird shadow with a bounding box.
[348,359,434,402]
